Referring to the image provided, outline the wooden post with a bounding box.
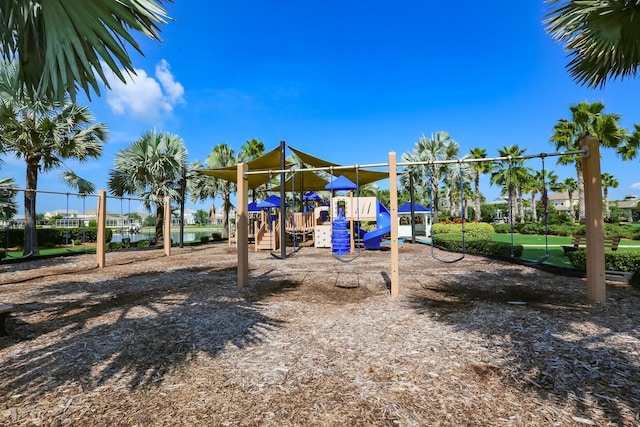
[96,190,106,268]
[389,152,399,297]
[164,196,171,257]
[581,135,606,303]
[237,163,249,288]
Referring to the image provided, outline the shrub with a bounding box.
[211,232,222,241]
[567,250,640,288]
[432,222,494,240]
[200,236,209,243]
[433,234,522,258]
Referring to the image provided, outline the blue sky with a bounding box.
[3,1,640,214]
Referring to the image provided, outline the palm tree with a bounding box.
[468,147,492,222]
[556,177,579,221]
[550,101,625,220]
[545,0,640,88]
[187,160,221,224]
[527,168,558,223]
[108,131,187,246]
[238,138,265,162]
[401,132,459,223]
[0,177,18,222]
[0,0,171,101]
[490,145,530,224]
[239,139,266,202]
[205,144,236,239]
[601,172,619,219]
[0,63,107,255]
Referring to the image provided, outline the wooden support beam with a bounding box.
[96,189,106,268]
[237,163,249,288]
[389,152,399,297]
[581,135,606,303]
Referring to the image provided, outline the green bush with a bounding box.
[211,232,222,241]
[433,234,523,258]
[107,242,124,251]
[432,222,494,240]
[135,239,151,248]
[492,223,512,234]
[0,227,112,247]
[567,250,640,288]
[200,236,209,243]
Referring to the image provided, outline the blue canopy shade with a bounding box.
[325,175,357,191]
[398,202,431,213]
[303,191,323,201]
[256,195,289,209]
[248,201,260,212]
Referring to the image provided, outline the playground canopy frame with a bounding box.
[234,138,608,303]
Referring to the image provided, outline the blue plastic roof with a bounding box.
[325,175,357,191]
[398,202,431,213]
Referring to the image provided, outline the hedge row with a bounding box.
[433,234,523,259]
[432,222,495,240]
[567,250,640,288]
[493,222,640,240]
[0,227,113,248]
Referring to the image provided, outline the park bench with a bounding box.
[562,235,621,256]
[0,304,13,336]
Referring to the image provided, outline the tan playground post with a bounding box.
[237,162,249,288]
[164,196,171,256]
[389,152,399,297]
[96,189,106,268]
[581,135,606,303]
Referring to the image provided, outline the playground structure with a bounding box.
[398,202,432,240]
[246,195,392,254]
[232,136,608,302]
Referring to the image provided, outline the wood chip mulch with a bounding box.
[1,242,639,426]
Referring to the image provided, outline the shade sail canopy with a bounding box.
[198,144,389,190]
[248,201,260,212]
[398,202,431,213]
[198,145,292,190]
[284,169,329,192]
[289,146,388,186]
[325,175,357,191]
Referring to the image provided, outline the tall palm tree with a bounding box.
[0,63,107,255]
[206,144,236,239]
[238,138,265,162]
[0,0,171,101]
[550,101,625,220]
[490,145,530,224]
[601,172,619,219]
[468,147,492,222]
[555,177,579,221]
[401,132,459,223]
[108,131,187,246]
[238,139,266,203]
[0,177,18,222]
[545,0,640,88]
[526,168,559,223]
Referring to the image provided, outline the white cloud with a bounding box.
[630,182,640,190]
[105,60,185,123]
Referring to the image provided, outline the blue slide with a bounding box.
[364,200,391,250]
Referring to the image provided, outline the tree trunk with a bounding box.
[531,193,538,222]
[604,188,610,218]
[23,161,40,256]
[577,162,586,221]
[221,193,230,239]
[473,174,481,222]
[155,203,165,247]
